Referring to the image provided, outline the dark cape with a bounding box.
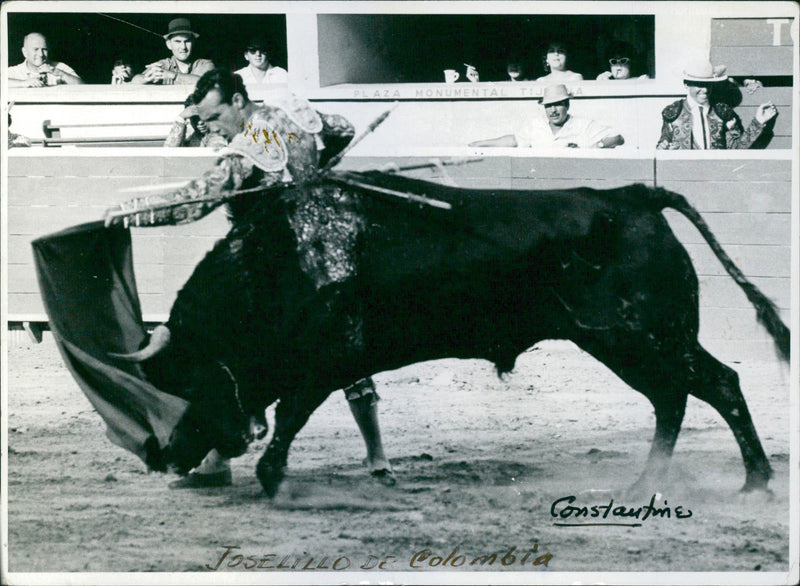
[32,221,188,470]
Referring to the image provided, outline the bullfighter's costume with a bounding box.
[109,93,353,229]
[109,92,378,398]
[656,98,766,150]
[657,59,770,150]
[32,93,380,472]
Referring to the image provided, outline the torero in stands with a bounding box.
[657,59,777,150]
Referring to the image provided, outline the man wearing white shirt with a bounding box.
[657,60,777,150]
[234,37,288,89]
[8,32,84,87]
[469,84,624,149]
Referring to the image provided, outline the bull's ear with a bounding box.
[109,325,171,362]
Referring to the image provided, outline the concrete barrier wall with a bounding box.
[7,84,792,151]
[6,150,792,361]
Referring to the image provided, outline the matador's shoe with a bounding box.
[168,468,232,489]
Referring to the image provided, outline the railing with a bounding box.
[38,119,169,147]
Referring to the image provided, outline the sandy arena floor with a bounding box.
[4,332,793,579]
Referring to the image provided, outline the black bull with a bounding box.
[124,172,789,497]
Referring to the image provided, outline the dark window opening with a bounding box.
[317,14,655,86]
[7,13,287,85]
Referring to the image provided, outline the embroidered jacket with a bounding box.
[109,95,355,228]
[657,98,765,150]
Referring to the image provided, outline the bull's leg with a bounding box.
[257,388,330,497]
[577,339,690,495]
[585,338,772,494]
[629,392,688,496]
[684,347,772,492]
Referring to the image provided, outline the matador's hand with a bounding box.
[755,102,777,124]
[104,205,125,228]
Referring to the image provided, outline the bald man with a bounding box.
[9,32,84,87]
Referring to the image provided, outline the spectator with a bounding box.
[164,95,227,149]
[469,84,623,149]
[111,59,134,84]
[8,113,32,148]
[535,42,583,83]
[505,59,526,82]
[131,18,214,85]
[234,37,288,89]
[8,32,84,87]
[657,59,777,150]
[464,63,480,83]
[596,42,649,80]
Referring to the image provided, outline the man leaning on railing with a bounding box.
[8,32,84,87]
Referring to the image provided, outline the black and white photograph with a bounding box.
[1,1,797,584]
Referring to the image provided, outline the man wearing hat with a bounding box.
[657,59,777,149]
[235,37,288,89]
[470,84,624,149]
[131,18,214,85]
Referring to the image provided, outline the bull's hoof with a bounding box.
[370,468,397,487]
[737,484,774,506]
[740,478,773,497]
[625,478,659,500]
[256,458,285,498]
[741,469,772,494]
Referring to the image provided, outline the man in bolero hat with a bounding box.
[130,17,215,85]
[470,84,624,149]
[657,59,777,149]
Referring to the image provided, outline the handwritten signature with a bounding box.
[206,544,552,571]
[551,494,693,527]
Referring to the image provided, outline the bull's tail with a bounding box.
[652,186,789,361]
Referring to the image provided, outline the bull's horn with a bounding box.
[109,324,171,362]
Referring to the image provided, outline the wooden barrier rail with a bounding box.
[6,149,792,361]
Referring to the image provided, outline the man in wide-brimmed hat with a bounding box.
[657,59,777,149]
[470,84,624,149]
[130,17,214,85]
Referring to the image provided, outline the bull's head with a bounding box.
[113,325,252,475]
[163,394,251,476]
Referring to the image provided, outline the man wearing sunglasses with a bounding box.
[657,59,777,150]
[235,37,288,89]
